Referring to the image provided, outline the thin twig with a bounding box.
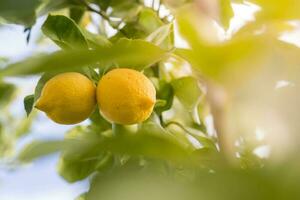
[157,0,161,14]
[80,0,128,37]
[80,0,110,20]
[152,0,156,9]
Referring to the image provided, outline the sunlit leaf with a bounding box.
[0,39,167,77]
[171,76,202,111]
[174,36,268,85]
[146,23,173,50]
[42,15,88,49]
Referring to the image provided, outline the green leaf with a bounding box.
[174,35,268,85]
[114,8,165,40]
[138,8,164,34]
[250,0,300,20]
[58,126,113,182]
[23,94,34,116]
[171,76,202,111]
[106,119,191,162]
[58,153,106,183]
[0,82,15,107]
[81,29,112,48]
[18,140,67,162]
[15,112,36,138]
[155,80,174,115]
[93,0,111,11]
[75,193,87,200]
[37,0,75,16]
[110,0,141,21]
[0,39,166,77]
[34,72,58,102]
[89,109,111,132]
[42,15,88,49]
[0,0,41,26]
[65,121,190,164]
[146,23,173,50]
[69,7,85,23]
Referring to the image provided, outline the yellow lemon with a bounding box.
[97,68,156,125]
[35,72,96,125]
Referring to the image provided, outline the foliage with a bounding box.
[1,0,300,199]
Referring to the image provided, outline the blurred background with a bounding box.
[0,16,87,200]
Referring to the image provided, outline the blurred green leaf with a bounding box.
[175,36,267,85]
[109,0,141,21]
[138,8,164,34]
[171,76,202,111]
[92,0,111,11]
[18,140,67,162]
[37,0,83,16]
[58,126,113,182]
[23,94,34,116]
[86,167,192,200]
[146,23,173,50]
[75,193,87,200]
[89,109,111,132]
[219,0,234,29]
[0,0,41,26]
[15,112,36,138]
[175,7,272,85]
[42,15,88,49]
[0,39,166,77]
[250,0,300,20]
[0,82,15,107]
[66,121,191,164]
[114,8,165,40]
[58,152,109,183]
[81,29,112,48]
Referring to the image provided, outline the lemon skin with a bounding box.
[35,72,96,125]
[97,68,156,125]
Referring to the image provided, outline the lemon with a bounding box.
[35,72,96,125]
[97,68,156,125]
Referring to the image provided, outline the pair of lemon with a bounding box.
[35,68,156,125]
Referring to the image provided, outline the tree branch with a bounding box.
[80,0,128,37]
